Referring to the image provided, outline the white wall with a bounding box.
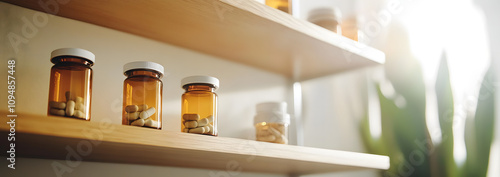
[0,2,291,138]
[0,2,289,177]
[300,70,380,177]
[0,0,427,176]
[0,2,380,177]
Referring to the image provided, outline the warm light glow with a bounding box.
[405,0,490,166]
[54,72,61,101]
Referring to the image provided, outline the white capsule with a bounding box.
[74,110,86,119]
[184,121,198,128]
[49,101,66,109]
[277,134,288,144]
[131,119,145,126]
[127,112,140,120]
[144,119,158,128]
[75,96,84,103]
[137,104,149,112]
[268,126,287,144]
[139,107,156,119]
[66,100,75,117]
[183,114,200,121]
[197,118,209,127]
[75,102,85,111]
[203,125,210,133]
[256,129,272,137]
[207,124,214,134]
[206,115,214,123]
[270,123,286,134]
[207,124,215,135]
[257,135,276,142]
[189,126,205,134]
[268,126,282,137]
[50,108,65,116]
[125,105,139,113]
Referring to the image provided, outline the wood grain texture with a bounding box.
[0,113,389,175]
[1,0,384,81]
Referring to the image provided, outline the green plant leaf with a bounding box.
[465,67,496,177]
[434,52,458,177]
[369,55,431,177]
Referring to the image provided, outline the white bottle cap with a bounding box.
[181,76,219,90]
[51,48,95,64]
[254,102,290,125]
[123,61,164,78]
[307,7,342,23]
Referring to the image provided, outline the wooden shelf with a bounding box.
[2,0,384,80]
[0,113,389,175]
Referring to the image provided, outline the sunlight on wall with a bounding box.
[405,0,490,167]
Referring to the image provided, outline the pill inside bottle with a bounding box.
[122,61,164,129]
[181,76,219,136]
[266,0,292,14]
[254,102,290,144]
[47,48,95,121]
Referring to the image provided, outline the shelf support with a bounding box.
[292,81,304,146]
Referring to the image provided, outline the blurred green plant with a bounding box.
[464,66,496,177]
[361,53,496,177]
[433,53,459,177]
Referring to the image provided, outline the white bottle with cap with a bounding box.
[308,7,342,34]
[122,61,164,129]
[181,76,219,136]
[254,102,290,144]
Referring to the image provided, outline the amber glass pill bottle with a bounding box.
[47,48,95,120]
[122,61,164,129]
[181,76,219,136]
[266,0,292,14]
[308,7,342,34]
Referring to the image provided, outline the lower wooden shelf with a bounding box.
[0,112,389,175]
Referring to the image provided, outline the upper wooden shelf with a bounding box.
[0,113,389,175]
[2,0,384,80]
